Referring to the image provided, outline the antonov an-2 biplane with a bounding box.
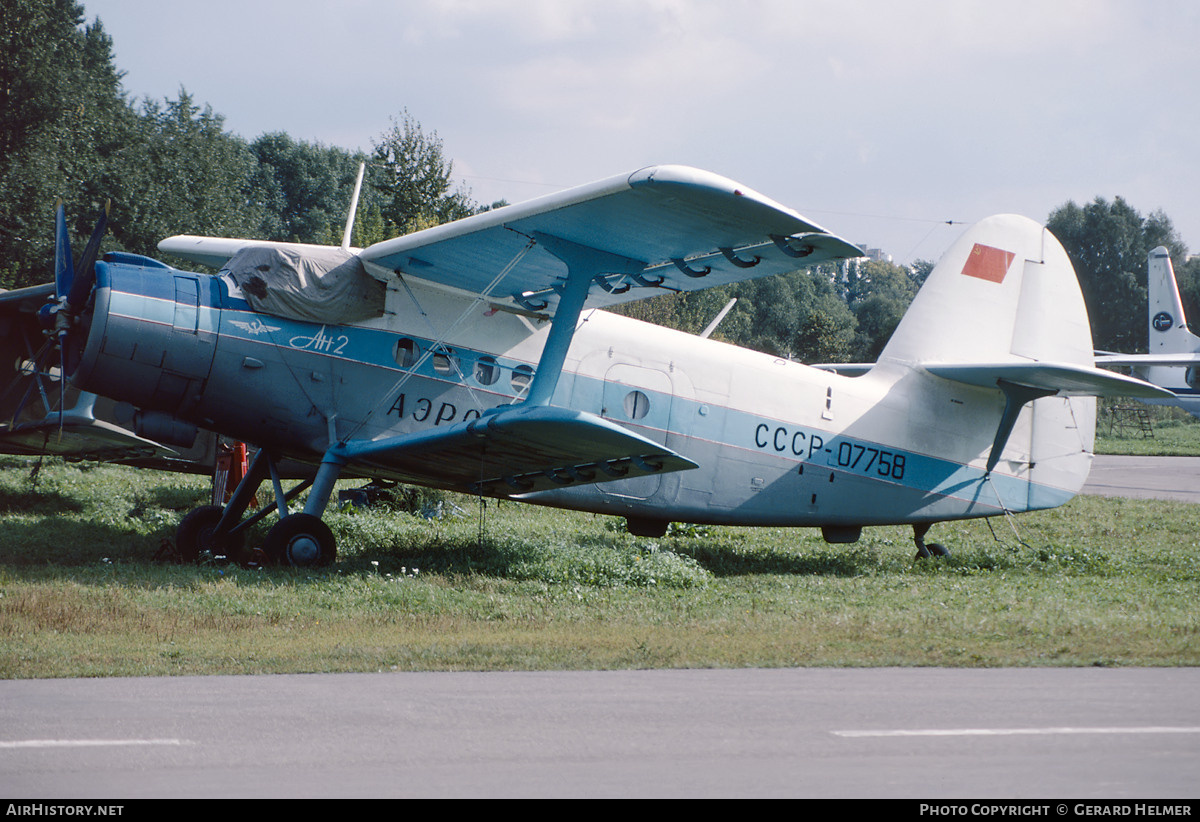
[3,164,1171,566]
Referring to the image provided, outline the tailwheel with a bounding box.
[176,504,245,564]
[913,522,951,559]
[265,513,336,568]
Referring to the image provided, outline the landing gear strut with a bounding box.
[175,448,338,568]
[913,523,950,559]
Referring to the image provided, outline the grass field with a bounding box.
[1095,403,1200,455]
[1,432,1197,678]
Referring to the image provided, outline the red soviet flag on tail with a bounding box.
[961,243,1015,284]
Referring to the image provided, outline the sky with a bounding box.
[79,0,1200,265]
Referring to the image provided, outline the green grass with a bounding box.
[1095,403,1200,455]
[1,455,1197,678]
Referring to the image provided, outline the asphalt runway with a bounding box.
[1,668,1197,799]
[2,456,1196,800]
[1083,454,1200,503]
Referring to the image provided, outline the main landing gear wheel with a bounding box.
[265,513,336,568]
[176,504,245,564]
[913,523,951,559]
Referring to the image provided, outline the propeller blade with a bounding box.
[53,203,74,300]
[57,343,66,441]
[66,200,109,309]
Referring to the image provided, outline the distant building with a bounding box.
[857,246,893,264]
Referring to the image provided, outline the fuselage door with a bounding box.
[598,363,674,500]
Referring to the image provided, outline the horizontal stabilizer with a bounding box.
[810,362,873,376]
[926,361,1174,399]
[333,405,697,496]
[1095,352,1200,367]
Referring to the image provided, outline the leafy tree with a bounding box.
[612,266,858,363]
[718,271,856,362]
[105,91,270,263]
[371,110,476,234]
[1176,256,1200,331]
[1047,197,1187,353]
[251,133,378,245]
[614,286,738,338]
[841,259,919,361]
[908,259,936,289]
[0,0,130,286]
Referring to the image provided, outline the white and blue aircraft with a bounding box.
[1096,246,1200,417]
[6,165,1172,565]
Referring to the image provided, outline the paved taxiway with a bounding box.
[2,668,1198,798]
[2,456,1196,798]
[1083,454,1200,504]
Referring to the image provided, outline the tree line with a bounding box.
[3,0,1195,362]
[0,0,477,291]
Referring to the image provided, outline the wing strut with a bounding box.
[300,232,649,520]
[521,232,645,407]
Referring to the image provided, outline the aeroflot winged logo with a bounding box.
[961,243,1015,284]
[229,318,282,335]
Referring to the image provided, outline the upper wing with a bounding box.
[156,237,343,270]
[360,164,861,312]
[160,165,861,312]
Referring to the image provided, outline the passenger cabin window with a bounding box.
[511,364,534,395]
[394,338,419,368]
[623,390,650,420]
[432,346,456,375]
[474,356,500,386]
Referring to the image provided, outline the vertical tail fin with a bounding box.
[879,214,1093,369]
[1148,246,1200,355]
[873,214,1149,505]
[1143,246,1200,413]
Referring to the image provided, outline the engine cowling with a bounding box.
[72,254,218,417]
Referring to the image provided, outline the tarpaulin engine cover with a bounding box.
[222,245,385,324]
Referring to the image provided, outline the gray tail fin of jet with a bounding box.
[1148,246,1200,355]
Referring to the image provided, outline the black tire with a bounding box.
[176,505,244,563]
[927,543,951,557]
[265,513,336,568]
[625,517,669,538]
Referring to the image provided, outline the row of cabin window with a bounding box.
[393,338,533,392]
[392,338,653,421]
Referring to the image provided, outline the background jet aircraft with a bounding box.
[1095,246,1200,417]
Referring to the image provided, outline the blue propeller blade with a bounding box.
[66,201,109,309]
[53,203,74,300]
